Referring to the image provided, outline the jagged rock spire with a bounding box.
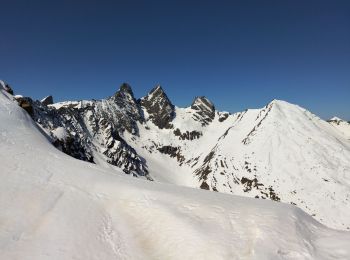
[109,83,143,133]
[117,82,134,96]
[140,85,175,129]
[41,95,54,106]
[191,96,215,126]
[114,82,135,100]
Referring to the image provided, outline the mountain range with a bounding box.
[2,80,350,231]
[1,80,350,259]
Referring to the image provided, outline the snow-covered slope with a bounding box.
[328,117,350,140]
[1,81,350,259]
[4,81,350,231]
[188,100,350,230]
[128,97,350,230]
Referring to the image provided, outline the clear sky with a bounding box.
[1,0,349,120]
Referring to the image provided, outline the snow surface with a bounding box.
[0,80,6,90]
[328,117,350,140]
[1,86,350,259]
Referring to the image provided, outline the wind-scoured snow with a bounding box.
[1,84,350,259]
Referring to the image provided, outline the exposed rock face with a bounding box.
[157,145,185,165]
[98,117,150,178]
[140,85,175,129]
[10,83,150,178]
[218,112,229,122]
[191,96,215,126]
[41,95,53,106]
[173,128,202,140]
[24,98,95,162]
[109,83,144,134]
[14,96,34,115]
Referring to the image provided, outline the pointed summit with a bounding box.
[140,84,175,129]
[191,96,215,112]
[110,83,143,133]
[191,96,215,126]
[120,82,133,94]
[115,82,134,98]
[147,84,166,99]
[41,95,54,106]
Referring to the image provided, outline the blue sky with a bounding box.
[1,0,349,119]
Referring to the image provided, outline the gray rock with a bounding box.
[140,85,175,129]
[191,96,215,126]
[41,95,54,106]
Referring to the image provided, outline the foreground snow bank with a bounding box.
[0,89,350,259]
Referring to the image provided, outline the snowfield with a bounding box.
[1,86,350,259]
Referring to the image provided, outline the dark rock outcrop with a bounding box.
[108,83,144,134]
[218,112,229,122]
[173,128,202,140]
[14,96,34,116]
[191,96,215,126]
[41,95,54,106]
[157,145,185,164]
[140,85,175,129]
[10,83,150,178]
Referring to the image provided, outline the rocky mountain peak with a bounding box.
[118,82,133,95]
[191,96,215,126]
[144,85,169,101]
[115,82,135,99]
[191,96,215,111]
[41,95,54,106]
[109,83,143,133]
[140,85,175,129]
[112,83,138,110]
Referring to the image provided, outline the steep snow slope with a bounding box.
[1,83,350,259]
